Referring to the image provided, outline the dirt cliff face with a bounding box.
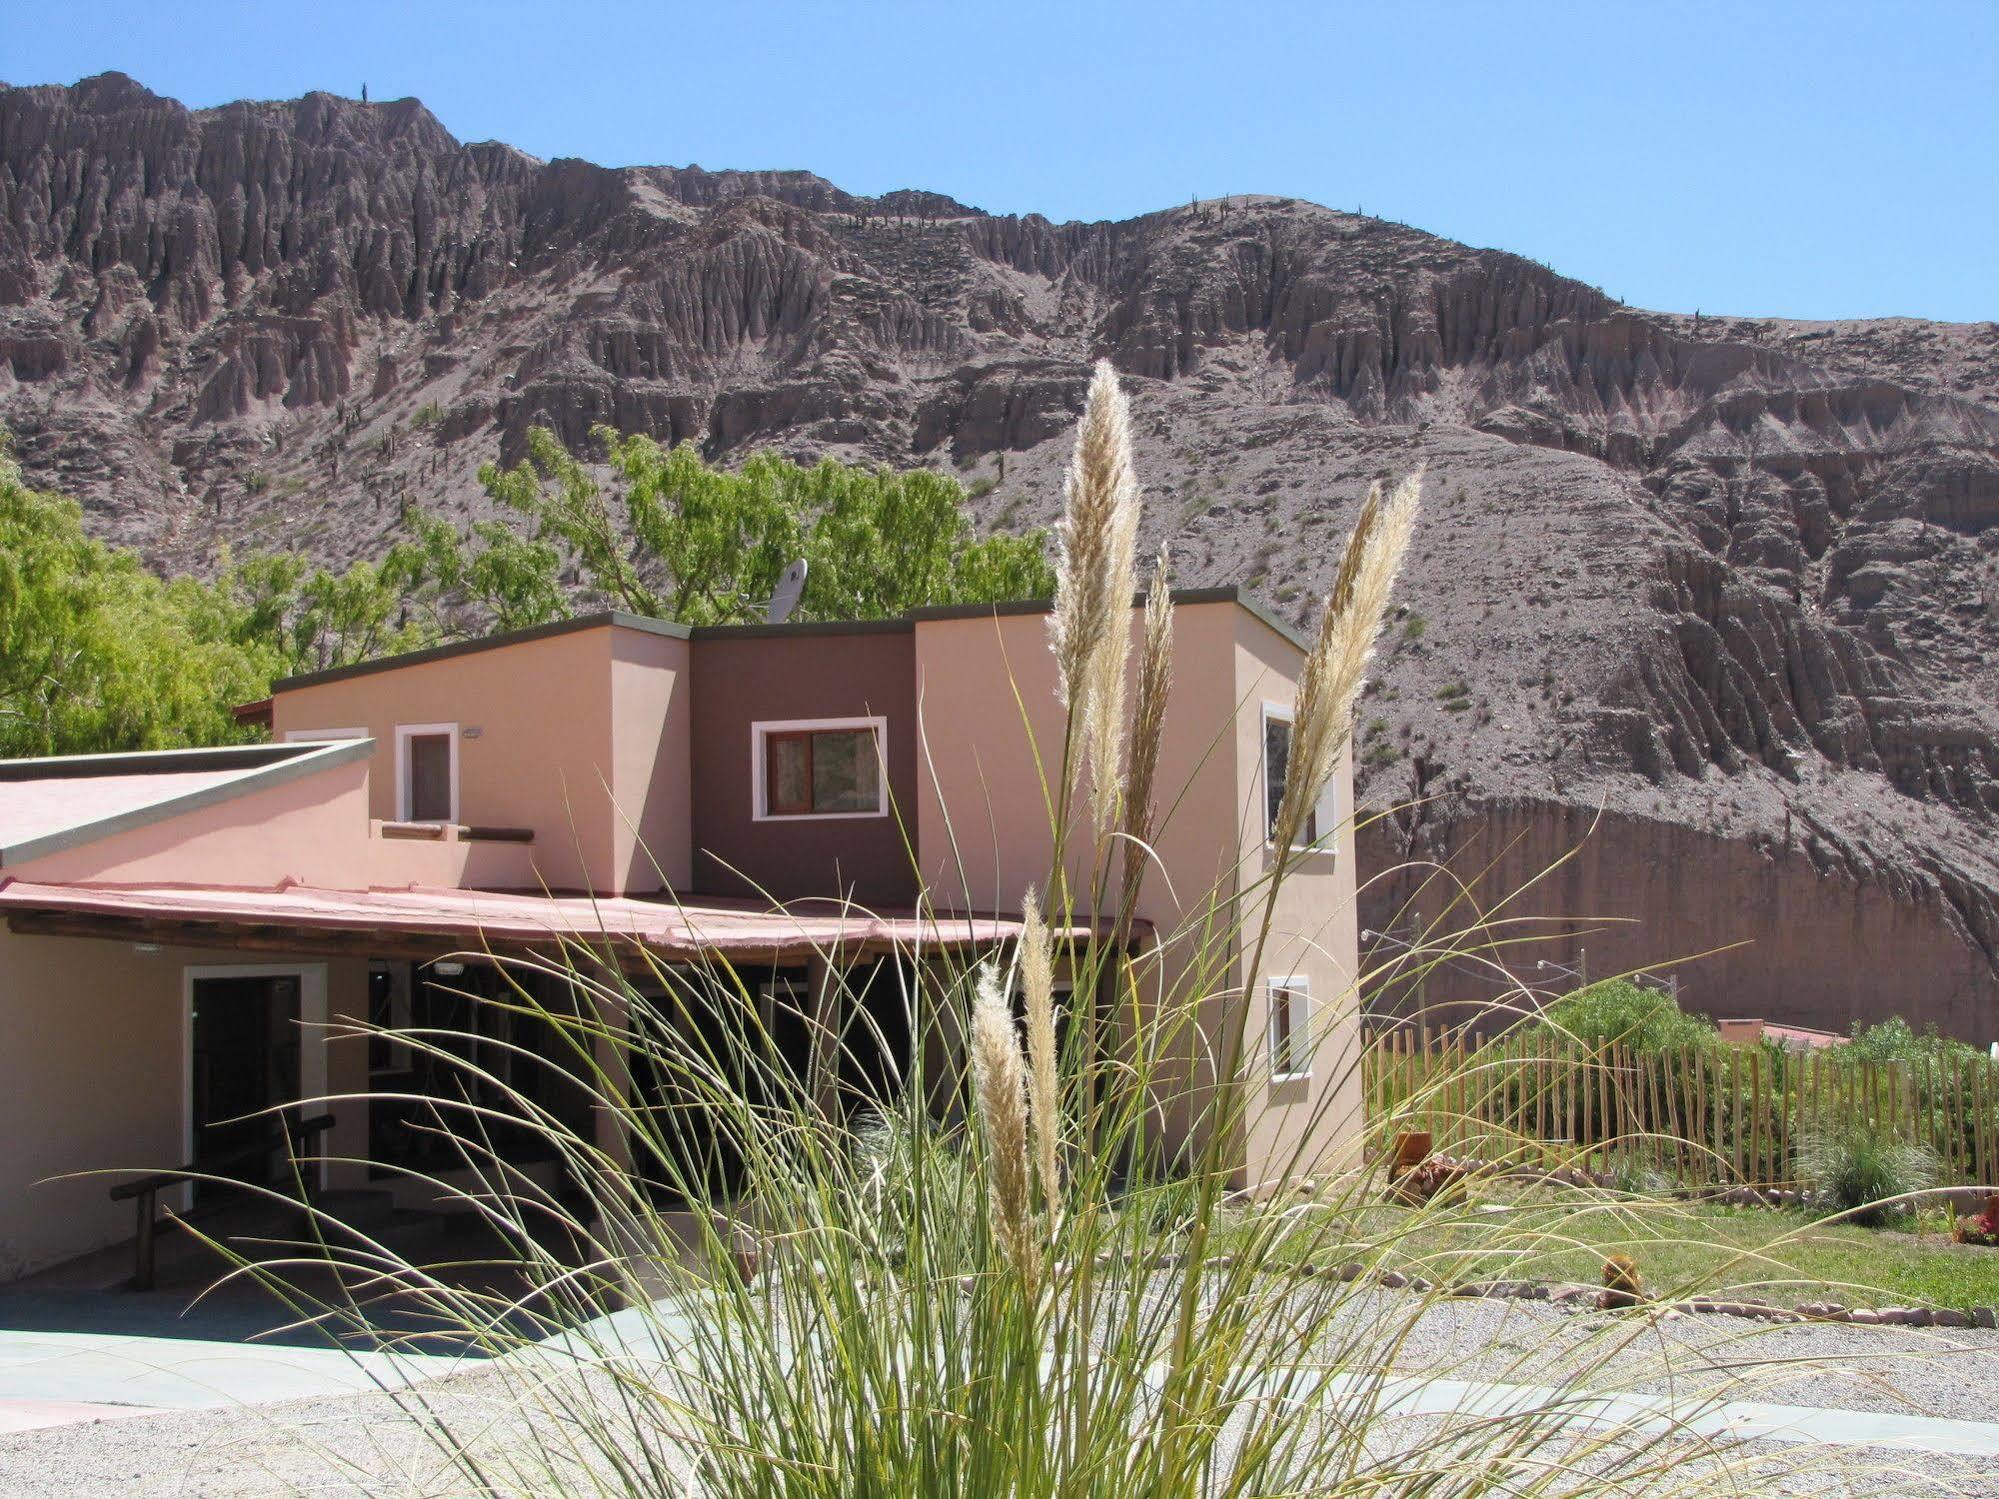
[5,74,1998,1036]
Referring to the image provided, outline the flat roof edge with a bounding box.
[908,585,1310,652]
[272,611,691,693]
[0,741,315,780]
[690,618,913,642]
[0,738,376,869]
[269,585,1304,690]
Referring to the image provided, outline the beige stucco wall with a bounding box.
[1231,612,1363,1191]
[909,601,1359,1185]
[273,626,635,892]
[0,927,370,1281]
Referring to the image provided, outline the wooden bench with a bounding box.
[108,1113,334,1291]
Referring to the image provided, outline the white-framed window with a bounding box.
[1261,703,1337,852]
[1267,974,1313,1083]
[283,727,368,743]
[751,716,888,821]
[395,722,460,823]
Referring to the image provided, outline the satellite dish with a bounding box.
[766,558,809,624]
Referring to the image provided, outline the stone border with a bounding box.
[1173,1253,1999,1329]
[1416,1162,1997,1216]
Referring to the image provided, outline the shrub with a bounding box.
[1795,1118,1940,1226]
[1537,979,1717,1053]
[1843,1015,1984,1067]
[844,1109,978,1269]
[1605,1153,1670,1197]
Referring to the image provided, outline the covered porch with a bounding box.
[0,876,1113,1287]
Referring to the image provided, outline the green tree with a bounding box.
[0,422,1054,759]
[0,448,272,754]
[434,426,1053,627]
[216,551,435,676]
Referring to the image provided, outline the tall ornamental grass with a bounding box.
[214,365,1888,1495]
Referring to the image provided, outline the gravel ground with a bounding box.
[3,1291,1995,1496]
[1314,1286,1999,1424]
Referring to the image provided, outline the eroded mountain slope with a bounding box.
[4,74,1996,1033]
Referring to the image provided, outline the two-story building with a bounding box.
[0,588,1359,1280]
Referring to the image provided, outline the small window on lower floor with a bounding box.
[757,720,885,818]
[1268,975,1312,1082]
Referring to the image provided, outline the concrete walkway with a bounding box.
[0,1282,479,1432]
[0,1325,469,1430]
[1308,1370,1999,1459]
[4,1293,1998,1463]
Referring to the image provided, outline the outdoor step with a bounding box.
[384,1157,567,1217]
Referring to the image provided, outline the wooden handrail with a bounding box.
[108,1113,334,1200]
[109,1113,335,1290]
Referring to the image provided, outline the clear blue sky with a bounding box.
[6,1,1994,322]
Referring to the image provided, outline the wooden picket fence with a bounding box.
[1363,1030,1999,1189]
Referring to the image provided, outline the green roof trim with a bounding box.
[272,611,691,692]
[268,586,1305,695]
[0,738,376,869]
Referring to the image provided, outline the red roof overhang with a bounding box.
[0,878,1130,964]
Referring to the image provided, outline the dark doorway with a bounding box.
[369,961,598,1178]
[630,965,816,1204]
[837,958,916,1122]
[189,973,302,1203]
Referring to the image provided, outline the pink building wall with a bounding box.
[1231,611,1363,1190]
[270,622,688,894]
[907,602,1361,1187]
[0,598,1359,1279]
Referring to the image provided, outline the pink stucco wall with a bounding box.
[9,758,537,893]
[609,626,692,893]
[1231,611,1363,1190]
[12,759,377,887]
[274,628,618,891]
[908,601,1362,1185]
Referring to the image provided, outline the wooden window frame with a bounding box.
[1267,973,1313,1084]
[751,716,888,822]
[1260,702,1338,855]
[764,730,817,816]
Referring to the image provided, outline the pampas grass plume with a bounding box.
[970,962,1042,1290]
[1019,888,1061,1219]
[1048,359,1141,830]
[1273,468,1421,855]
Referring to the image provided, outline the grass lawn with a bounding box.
[1240,1185,1999,1311]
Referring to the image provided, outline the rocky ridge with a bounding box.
[4,74,1998,1035]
